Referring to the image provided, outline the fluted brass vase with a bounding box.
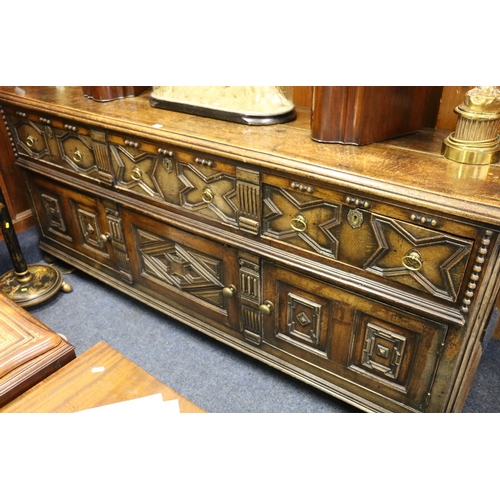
[442,86,500,165]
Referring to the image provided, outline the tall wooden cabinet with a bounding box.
[1,86,499,412]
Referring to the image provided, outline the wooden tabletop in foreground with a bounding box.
[0,340,205,413]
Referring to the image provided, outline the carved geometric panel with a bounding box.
[285,293,322,348]
[273,283,330,358]
[262,185,341,258]
[135,228,226,308]
[11,120,50,159]
[348,311,435,395]
[58,132,98,174]
[238,254,262,345]
[178,161,238,225]
[112,145,164,199]
[364,215,473,302]
[111,143,185,206]
[75,207,108,253]
[41,193,67,235]
[360,323,407,380]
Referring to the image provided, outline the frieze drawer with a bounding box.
[261,174,479,305]
[109,133,239,229]
[1,105,113,184]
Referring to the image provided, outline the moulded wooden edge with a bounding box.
[0,340,75,407]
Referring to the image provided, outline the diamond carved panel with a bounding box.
[275,289,329,358]
[286,293,322,347]
[361,323,407,379]
[41,193,67,235]
[58,132,97,174]
[136,228,226,308]
[76,208,106,252]
[12,120,50,159]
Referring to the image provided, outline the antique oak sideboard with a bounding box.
[1,86,499,412]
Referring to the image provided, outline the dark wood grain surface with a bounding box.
[0,86,498,224]
[1,340,205,413]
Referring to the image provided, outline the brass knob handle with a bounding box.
[99,232,112,246]
[131,167,142,181]
[26,134,35,148]
[259,300,275,316]
[202,187,214,204]
[222,285,237,298]
[402,249,423,271]
[291,213,307,232]
[73,148,83,163]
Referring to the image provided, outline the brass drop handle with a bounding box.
[202,187,214,204]
[291,213,307,232]
[99,232,112,246]
[259,300,275,316]
[73,148,83,163]
[222,285,237,298]
[26,134,36,148]
[402,249,423,271]
[131,167,142,181]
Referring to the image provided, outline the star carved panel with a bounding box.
[111,145,164,199]
[262,186,341,258]
[364,216,473,301]
[177,162,238,225]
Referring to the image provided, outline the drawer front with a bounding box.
[262,175,475,303]
[262,262,448,412]
[4,108,55,160]
[2,106,113,184]
[110,134,239,228]
[121,208,240,330]
[27,174,131,281]
[55,126,112,182]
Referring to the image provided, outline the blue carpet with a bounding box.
[1,226,499,412]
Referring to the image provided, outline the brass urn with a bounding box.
[442,86,500,165]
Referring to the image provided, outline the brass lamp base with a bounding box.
[442,86,500,165]
[0,264,73,307]
[442,133,500,165]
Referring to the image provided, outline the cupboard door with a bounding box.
[27,174,129,280]
[121,208,240,331]
[262,262,448,412]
